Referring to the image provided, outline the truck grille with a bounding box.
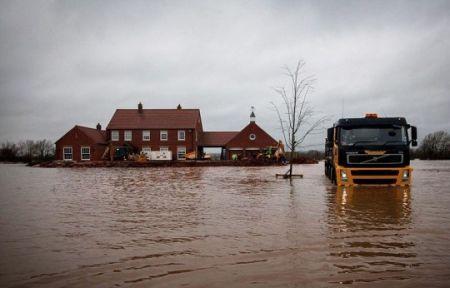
[351,170,399,176]
[347,154,403,165]
[353,179,397,185]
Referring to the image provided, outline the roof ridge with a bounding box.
[106,108,201,129]
[77,125,105,132]
[224,122,277,146]
[56,125,106,144]
[76,125,96,130]
[204,131,240,133]
[114,108,200,111]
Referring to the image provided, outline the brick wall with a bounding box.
[55,127,106,161]
[106,128,198,155]
[225,122,278,159]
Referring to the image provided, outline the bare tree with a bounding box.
[0,142,19,162]
[271,60,327,178]
[17,140,37,161]
[35,139,55,160]
[418,131,450,159]
[1,139,55,162]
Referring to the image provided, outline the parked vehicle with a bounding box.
[113,147,131,160]
[150,150,172,161]
[324,114,417,186]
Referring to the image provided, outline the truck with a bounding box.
[324,114,417,186]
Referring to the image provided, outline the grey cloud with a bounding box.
[1,0,449,148]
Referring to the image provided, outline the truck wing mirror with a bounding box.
[411,126,417,147]
[327,128,334,142]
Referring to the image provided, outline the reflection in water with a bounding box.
[1,162,450,287]
[103,168,205,249]
[326,186,419,284]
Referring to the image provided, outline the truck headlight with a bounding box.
[402,170,409,179]
[341,170,348,181]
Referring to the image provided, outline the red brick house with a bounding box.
[106,104,203,160]
[55,103,278,161]
[55,125,107,161]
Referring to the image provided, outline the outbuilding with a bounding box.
[55,125,107,161]
[224,119,278,159]
[200,110,278,160]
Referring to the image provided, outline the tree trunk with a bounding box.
[289,130,295,178]
[289,157,293,178]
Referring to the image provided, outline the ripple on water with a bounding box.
[0,162,450,287]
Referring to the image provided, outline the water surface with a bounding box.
[1,161,449,287]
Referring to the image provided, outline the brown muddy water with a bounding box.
[0,161,449,287]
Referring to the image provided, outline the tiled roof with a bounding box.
[225,122,278,148]
[77,126,107,144]
[55,125,106,144]
[201,131,239,147]
[106,109,201,129]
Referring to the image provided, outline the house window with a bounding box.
[160,130,168,141]
[249,133,256,141]
[142,130,150,141]
[177,147,186,160]
[178,130,185,141]
[63,146,72,160]
[111,130,119,141]
[124,130,132,141]
[160,146,169,152]
[81,146,90,161]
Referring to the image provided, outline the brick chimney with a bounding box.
[138,102,143,113]
[177,104,182,110]
[96,123,101,130]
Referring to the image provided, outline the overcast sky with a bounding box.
[1,0,449,148]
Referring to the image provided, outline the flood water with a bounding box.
[1,161,449,287]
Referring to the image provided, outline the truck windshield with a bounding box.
[340,126,407,146]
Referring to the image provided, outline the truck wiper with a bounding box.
[350,140,377,147]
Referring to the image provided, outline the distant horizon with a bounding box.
[2,101,441,149]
